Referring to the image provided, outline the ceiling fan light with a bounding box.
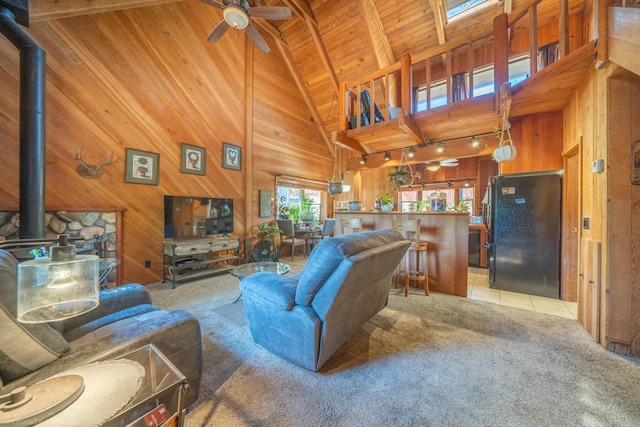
[426,164,440,172]
[224,6,249,29]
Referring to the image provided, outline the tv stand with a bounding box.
[163,236,240,288]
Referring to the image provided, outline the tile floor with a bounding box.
[467,267,578,320]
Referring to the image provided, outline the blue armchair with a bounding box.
[239,229,410,371]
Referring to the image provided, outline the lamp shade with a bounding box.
[17,255,99,323]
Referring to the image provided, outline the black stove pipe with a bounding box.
[0,7,46,238]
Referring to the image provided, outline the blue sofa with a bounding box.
[239,228,411,371]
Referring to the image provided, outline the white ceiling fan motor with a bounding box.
[223,6,249,29]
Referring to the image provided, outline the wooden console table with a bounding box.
[163,236,240,288]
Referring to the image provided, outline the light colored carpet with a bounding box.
[147,260,640,427]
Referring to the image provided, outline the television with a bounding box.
[164,196,234,239]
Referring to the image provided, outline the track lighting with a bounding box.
[359,154,367,165]
[470,136,480,147]
[464,180,471,187]
[436,143,445,153]
[408,147,416,158]
[421,183,425,190]
[384,151,390,161]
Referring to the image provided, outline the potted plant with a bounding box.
[377,192,394,212]
[388,166,413,190]
[255,223,282,240]
[327,180,344,196]
[327,146,344,195]
[277,204,290,219]
[300,195,315,224]
[416,199,429,212]
[289,205,301,224]
[492,113,516,163]
[447,197,472,213]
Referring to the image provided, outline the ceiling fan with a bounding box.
[425,159,459,172]
[199,0,292,54]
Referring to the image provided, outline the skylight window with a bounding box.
[445,0,498,22]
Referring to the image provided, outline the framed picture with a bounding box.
[259,190,271,218]
[125,149,159,185]
[181,143,206,175]
[222,143,241,171]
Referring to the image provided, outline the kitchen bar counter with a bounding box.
[334,211,468,297]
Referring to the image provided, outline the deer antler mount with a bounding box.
[75,148,114,179]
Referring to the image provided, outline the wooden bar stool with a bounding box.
[392,219,429,297]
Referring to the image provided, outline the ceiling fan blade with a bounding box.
[199,0,226,10]
[248,6,292,20]
[244,23,270,54]
[207,20,230,42]
[440,159,459,166]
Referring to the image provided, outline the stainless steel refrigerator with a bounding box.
[486,171,562,299]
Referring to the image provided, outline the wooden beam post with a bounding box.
[401,53,411,113]
[493,13,509,113]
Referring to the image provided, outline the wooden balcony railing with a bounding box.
[337,0,579,144]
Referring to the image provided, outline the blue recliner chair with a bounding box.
[239,229,411,371]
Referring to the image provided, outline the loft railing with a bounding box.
[339,0,579,133]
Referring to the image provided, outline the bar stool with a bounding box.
[340,217,362,234]
[392,219,429,297]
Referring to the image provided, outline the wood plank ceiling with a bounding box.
[29,0,591,159]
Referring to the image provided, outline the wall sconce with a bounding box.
[359,154,367,165]
[436,143,445,153]
[470,136,480,147]
[408,147,416,158]
[384,152,390,161]
[464,180,471,187]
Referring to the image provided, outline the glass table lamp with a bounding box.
[17,234,99,322]
[0,235,100,425]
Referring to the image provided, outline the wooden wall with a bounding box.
[499,111,564,175]
[0,2,330,284]
[565,60,640,355]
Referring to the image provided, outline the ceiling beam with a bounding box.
[29,0,184,22]
[398,111,428,146]
[356,0,395,68]
[250,1,334,156]
[332,130,367,153]
[274,41,334,154]
[304,14,339,94]
[252,14,288,46]
[429,0,447,46]
[253,16,333,154]
[280,0,315,25]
